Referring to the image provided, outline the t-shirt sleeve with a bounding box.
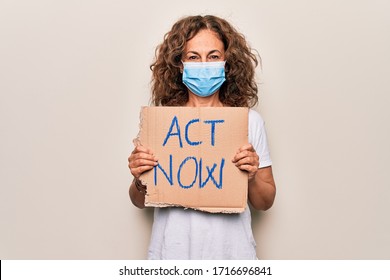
[248,109,272,168]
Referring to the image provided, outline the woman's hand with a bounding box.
[128,145,158,179]
[233,144,276,210]
[128,145,158,208]
[232,144,259,181]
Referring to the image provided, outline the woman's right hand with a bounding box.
[128,145,158,179]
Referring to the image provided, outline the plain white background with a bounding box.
[1,0,389,259]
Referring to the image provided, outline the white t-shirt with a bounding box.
[147,109,272,259]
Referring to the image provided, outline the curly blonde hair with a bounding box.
[150,15,259,108]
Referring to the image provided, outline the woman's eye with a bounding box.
[188,56,199,60]
[209,55,220,60]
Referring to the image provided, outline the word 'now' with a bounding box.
[154,155,225,189]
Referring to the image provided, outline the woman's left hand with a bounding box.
[232,144,259,181]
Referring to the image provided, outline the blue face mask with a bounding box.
[182,61,226,97]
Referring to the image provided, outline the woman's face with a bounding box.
[182,29,225,62]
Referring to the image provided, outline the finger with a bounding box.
[236,163,258,176]
[131,165,155,178]
[234,156,258,168]
[129,158,158,169]
[237,144,255,153]
[131,151,158,162]
[132,145,155,156]
[232,150,256,163]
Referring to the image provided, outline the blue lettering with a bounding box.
[203,119,225,146]
[209,158,225,189]
[177,156,198,189]
[154,154,173,186]
[162,116,183,148]
[199,158,225,189]
[185,118,202,146]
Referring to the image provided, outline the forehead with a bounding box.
[185,29,224,52]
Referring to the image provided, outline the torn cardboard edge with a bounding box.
[136,106,249,213]
[132,108,143,147]
[138,178,246,213]
[144,201,245,214]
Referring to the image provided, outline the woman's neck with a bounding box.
[186,92,224,107]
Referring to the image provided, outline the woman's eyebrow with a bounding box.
[185,50,222,55]
[208,50,222,54]
[185,51,200,55]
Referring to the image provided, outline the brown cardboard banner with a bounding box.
[136,107,248,213]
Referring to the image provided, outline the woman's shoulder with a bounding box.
[248,109,265,126]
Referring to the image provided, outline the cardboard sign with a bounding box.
[136,106,248,213]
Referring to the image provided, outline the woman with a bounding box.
[128,15,276,259]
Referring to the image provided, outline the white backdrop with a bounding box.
[1,0,389,259]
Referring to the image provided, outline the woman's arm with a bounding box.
[128,145,158,208]
[247,166,276,210]
[129,179,146,209]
